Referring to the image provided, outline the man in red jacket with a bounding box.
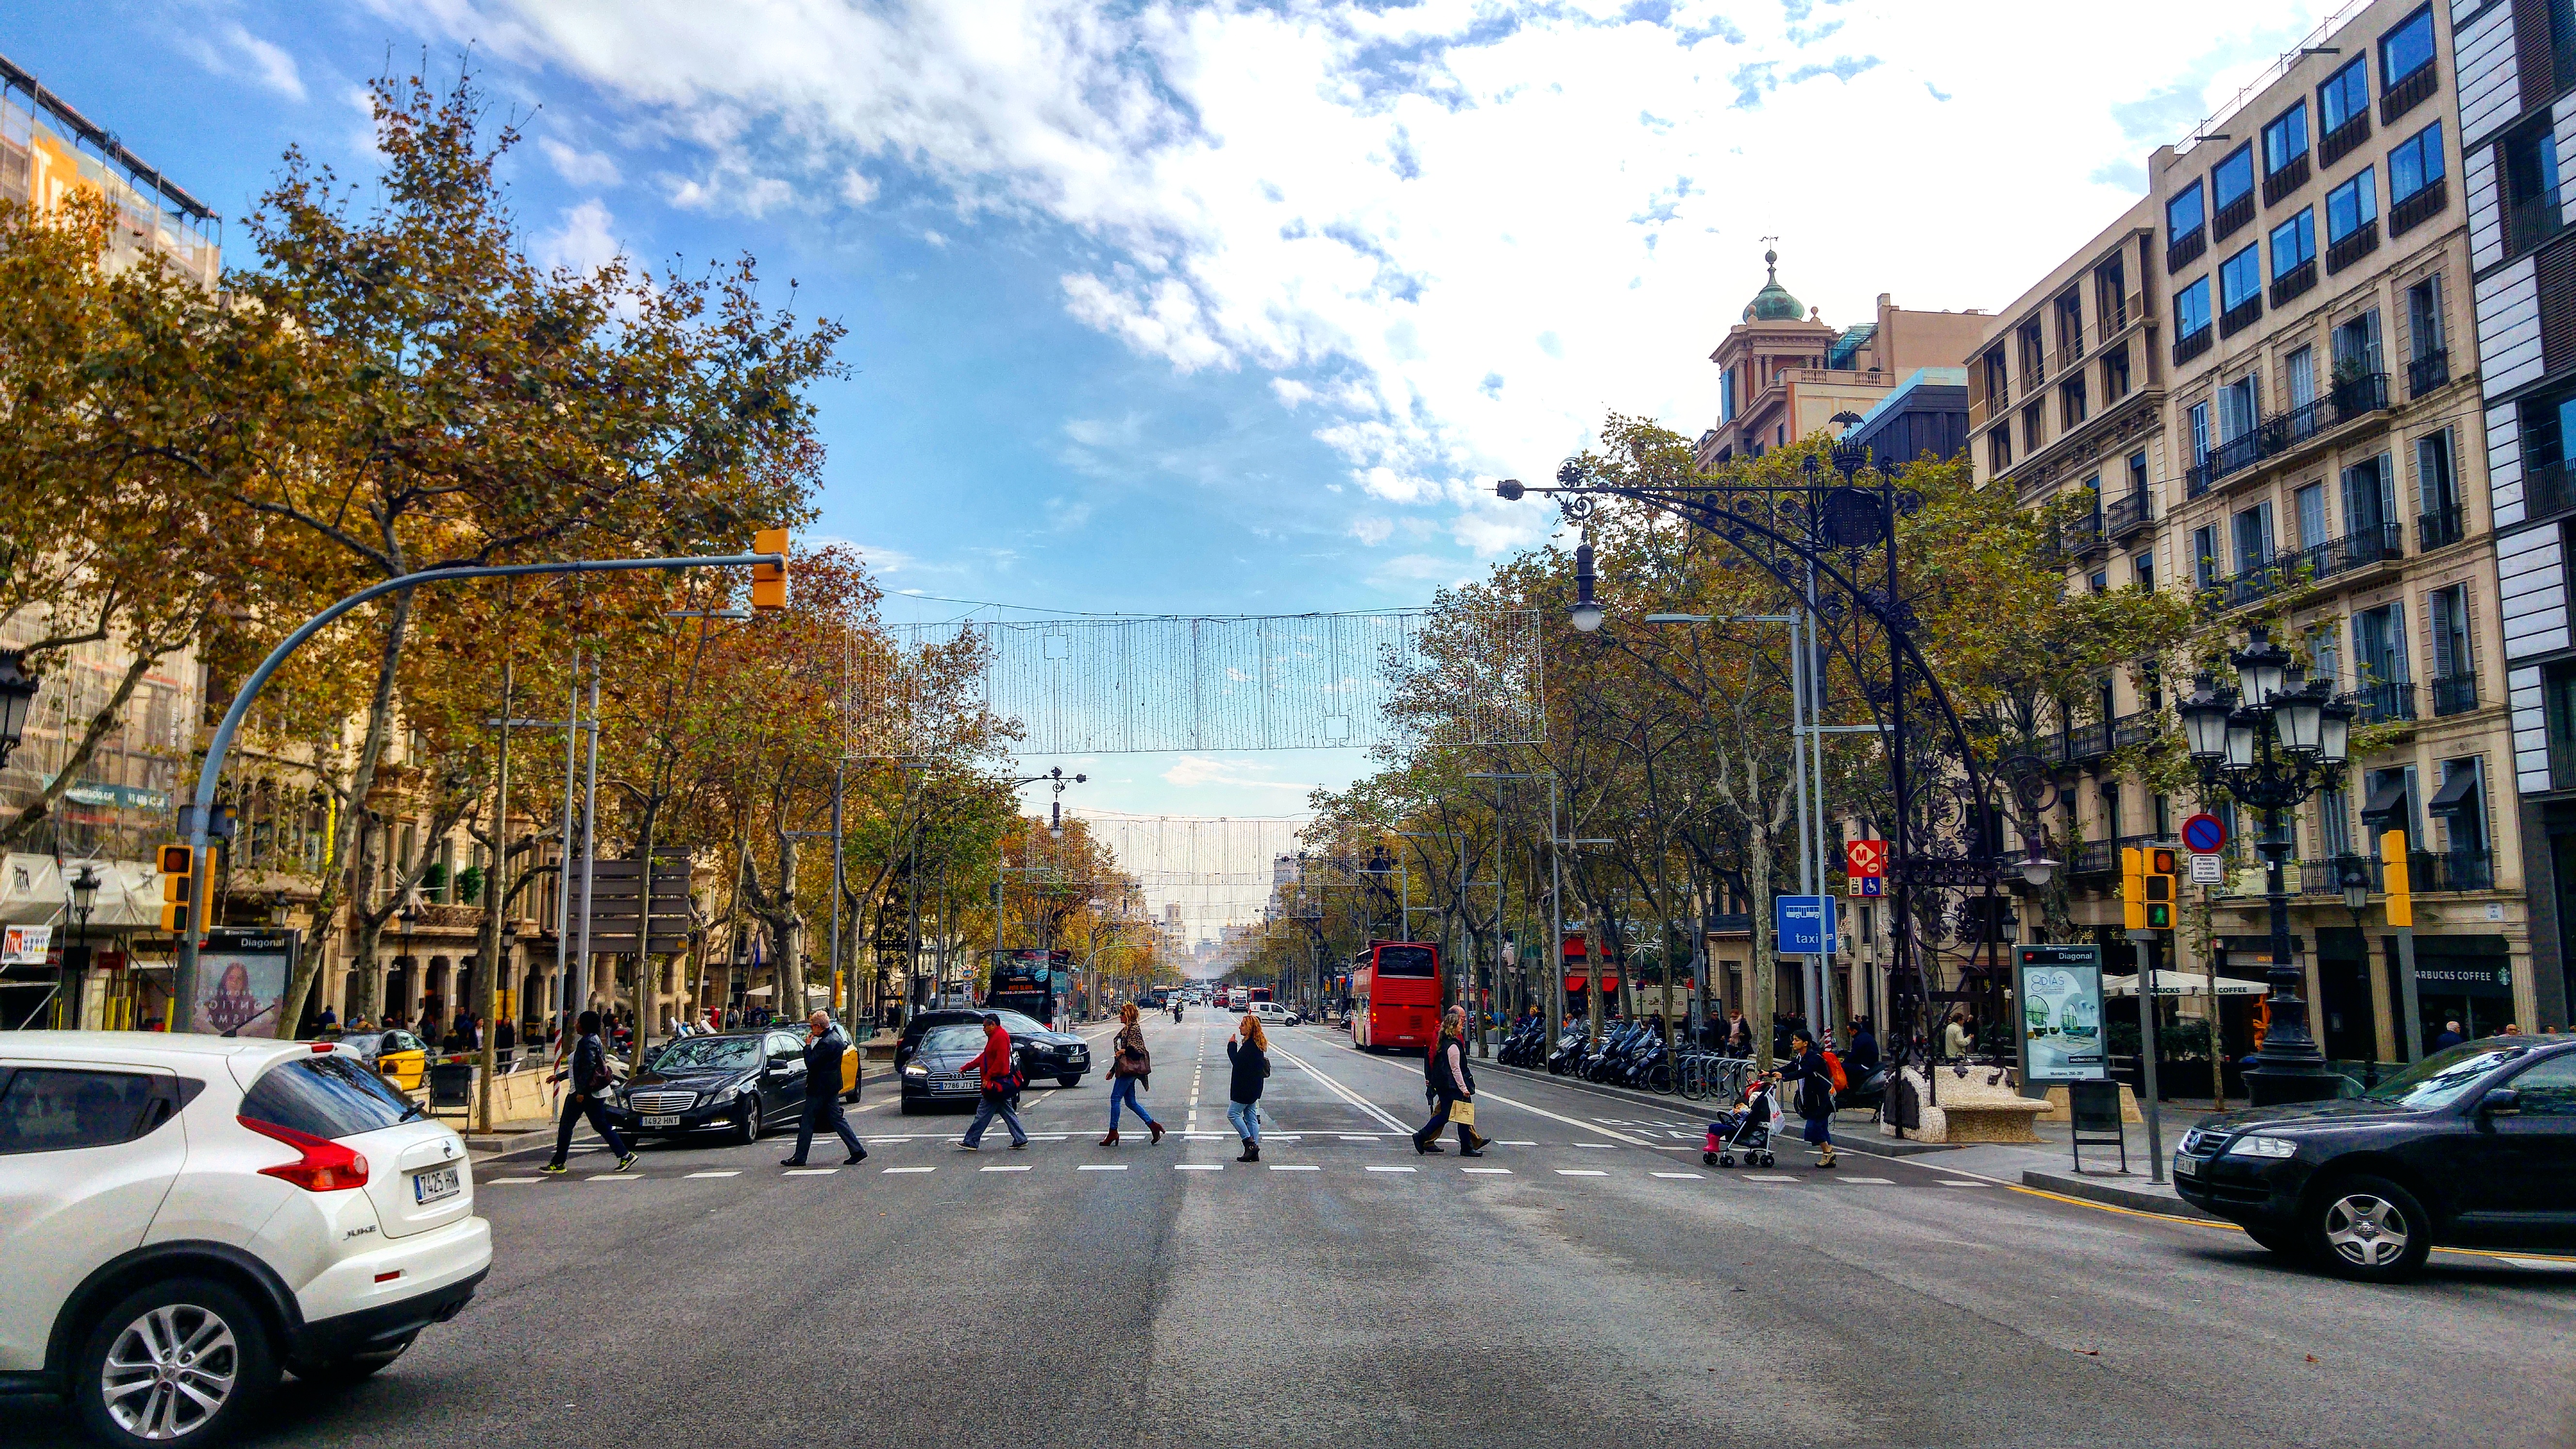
[956,1014,1028,1150]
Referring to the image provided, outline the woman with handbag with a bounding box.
[1226,1012,1270,1161]
[1100,1001,1165,1146]
[1413,1006,1488,1156]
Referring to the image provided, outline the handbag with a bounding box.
[1446,1098,1476,1127]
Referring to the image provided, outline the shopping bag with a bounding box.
[1447,1098,1476,1127]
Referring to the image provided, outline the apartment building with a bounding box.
[2458,0,2576,1035]
[1971,0,2537,1058]
[1695,250,1988,469]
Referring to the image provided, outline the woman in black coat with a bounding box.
[1226,1014,1270,1161]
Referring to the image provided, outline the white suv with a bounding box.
[0,1032,492,1446]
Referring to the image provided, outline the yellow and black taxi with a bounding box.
[2172,1035,2576,1281]
[337,1027,431,1093]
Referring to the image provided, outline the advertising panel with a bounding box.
[2014,944,2106,1082]
[194,929,299,1038]
[2,923,53,966]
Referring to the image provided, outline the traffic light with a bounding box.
[2381,829,2412,927]
[2121,847,2144,931]
[751,528,789,612]
[2144,846,2177,930]
[158,843,195,935]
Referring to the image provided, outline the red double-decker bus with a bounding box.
[1350,941,1439,1052]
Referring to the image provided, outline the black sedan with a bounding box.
[894,1007,1090,1088]
[602,1030,823,1145]
[899,1023,1002,1113]
[2172,1036,2576,1281]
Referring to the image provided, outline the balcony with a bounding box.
[2190,373,2393,497]
[2529,459,2575,520]
[2060,508,2106,557]
[2346,680,2418,725]
[2407,348,2450,398]
[2111,710,2161,750]
[2325,220,2379,274]
[2218,560,2284,610]
[2263,155,2310,207]
[2071,839,2115,878]
[2507,199,2563,261]
[2173,326,2215,368]
[2294,521,2404,587]
[2296,849,2493,896]
[2213,191,2256,243]
[2167,228,2207,275]
[2431,669,2480,717]
[2106,490,2153,540]
[2218,293,2263,338]
[2095,292,2141,342]
[2417,504,2464,551]
[2389,177,2447,237]
[2318,113,2370,169]
[2380,65,2436,126]
[2269,257,2318,307]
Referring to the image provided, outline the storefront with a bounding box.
[2410,934,2515,1046]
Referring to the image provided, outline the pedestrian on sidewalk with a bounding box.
[1101,1002,1164,1145]
[1847,1017,1881,1077]
[1779,1027,1837,1170]
[1414,1006,1488,1156]
[1227,1012,1270,1161]
[2432,1019,2465,1051]
[1723,1008,1751,1058]
[541,1010,635,1175]
[1942,1009,1974,1061]
[957,1013,1028,1151]
[782,1010,868,1167]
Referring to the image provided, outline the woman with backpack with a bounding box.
[1777,1026,1839,1169]
[1226,1012,1271,1161]
[1101,1001,1164,1146]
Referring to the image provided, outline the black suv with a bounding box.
[893,1007,1089,1088]
[2172,1036,2576,1280]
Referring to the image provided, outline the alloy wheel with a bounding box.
[2321,1191,2410,1269]
[101,1303,239,1440]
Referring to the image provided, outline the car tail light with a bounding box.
[239,1116,370,1191]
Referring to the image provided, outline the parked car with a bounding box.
[333,1029,430,1093]
[892,1007,1089,1088]
[899,1023,998,1112]
[2172,1036,2576,1281]
[1251,1001,1292,1028]
[608,1029,853,1144]
[0,1031,492,1447]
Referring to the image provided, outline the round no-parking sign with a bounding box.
[2180,812,2227,855]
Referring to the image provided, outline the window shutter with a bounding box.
[2539,236,2576,375]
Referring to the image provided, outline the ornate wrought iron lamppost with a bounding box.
[2177,628,2354,1105]
[0,650,39,770]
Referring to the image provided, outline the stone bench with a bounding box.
[1882,1066,2052,1144]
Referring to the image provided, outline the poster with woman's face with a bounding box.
[196,939,291,1038]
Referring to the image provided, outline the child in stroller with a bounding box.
[1702,1074,1780,1168]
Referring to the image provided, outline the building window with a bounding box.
[2213,145,2255,217]
[2389,122,2444,204]
[1983,349,2009,410]
[2218,244,2261,325]
[2103,344,2132,402]
[2416,429,2460,546]
[2320,782,2353,858]
[2168,179,2207,263]
[2342,452,2396,542]
[2377,6,2435,92]
[1987,425,2012,473]
[2354,600,2411,690]
[2264,100,2309,177]
[2134,551,2154,590]
[2090,569,2109,594]
[2325,171,2377,245]
[2429,583,2474,705]
[2061,375,2088,429]
[2095,254,2129,333]
[2175,276,2212,341]
[2295,480,2329,549]
[2056,291,2085,362]
[2193,524,2221,588]
[2545,661,2576,790]
[2406,274,2444,359]
[1720,366,1737,423]
[2309,620,2341,693]
[2022,402,2045,452]
[2433,757,2488,859]
[2019,320,2046,381]
[2521,385,2576,518]
[2189,401,2212,464]
[2332,308,2383,380]
[2127,450,2148,496]
[2501,119,2563,258]
[2286,345,2317,410]
[2217,370,2260,445]
[2319,55,2369,140]
[2270,208,2316,277]
[2232,501,2275,576]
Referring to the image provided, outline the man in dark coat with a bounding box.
[542,1010,635,1175]
[782,1011,868,1167]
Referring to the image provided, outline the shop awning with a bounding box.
[2104,971,2270,997]
[2360,777,2410,825]
[2428,769,2479,816]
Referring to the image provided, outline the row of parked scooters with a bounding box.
[1492,1013,1894,1111]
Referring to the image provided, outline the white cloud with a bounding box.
[417,0,2339,558]
[534,199,622,274]
[1348,515,1393,547]
[180,22,306,101]
[539,136,623,188]
[1160,756,1312,791]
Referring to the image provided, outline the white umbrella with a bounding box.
[2103,970,2269,997]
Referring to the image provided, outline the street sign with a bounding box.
[2188,852,2225,885]
[1844,876,1883,897]
[1845,839,1886,878]
[2180,812,2227,855]
[1775,895,1837,955]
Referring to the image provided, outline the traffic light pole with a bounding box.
[168,550,786,1032]
[2127,928,2166,1185]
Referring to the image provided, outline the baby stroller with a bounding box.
[1703,1078,1780,1168]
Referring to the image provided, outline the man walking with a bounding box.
[541,1010,636,1175]
[781,1011,867,1167]
[957,1014,1028,1150]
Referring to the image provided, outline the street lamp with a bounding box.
[1568,541,1606,633]
[0,650,38,771]
[2181,630,2356,1105]
[66,864,99,1030]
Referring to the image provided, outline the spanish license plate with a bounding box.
[644,1114,682,1127]
[2173,1154,2199,1177]
[414,1165,460,1205]
[935,1079,974,1093]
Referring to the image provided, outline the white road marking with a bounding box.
[981,1165,1031,1173]
[1495,1140,1537,1145]
[1652,1172,1704,1179]
[1555,1169,1609,1177]
[1270,1163,1320,1171]
[1743,1174,1797,1182]
[1338,1134,1382,1141]
[1366,1165,1417,1173]
[685,1171,740,1179]
[486,1176,543,1184]
[783,1168,837,1176]
[1938,1181,1988,1187]
[1079,1164,1128,1172]
[1175,1163,1225,1171]
[883,1166,935,1175]
[1838,1176,1895,1184]
[1269,1046,1416,1132]
[1461,1167,1512,1175]
[586,1175,638,1181]
[1571,1142,1615,1148]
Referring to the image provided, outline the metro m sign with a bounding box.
[1845,839,1886,879]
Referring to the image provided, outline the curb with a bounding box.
[1472,1056,1957,1158]
[2021,1168,2216,1220]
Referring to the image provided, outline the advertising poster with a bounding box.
[195,929,300,1038]
[2,923,53,966]
[2015,944,2106,1082]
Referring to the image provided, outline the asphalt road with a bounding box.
[8,1016,2574,1449]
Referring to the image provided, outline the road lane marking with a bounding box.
[486,1176,542,1184]
[1652,1172,1704,1179]
[883,1166,935,1174]
[1269,1046,1416,1132]
[1571,1142,1615,1148]
[1175,1163,1224,1171]
[685,1171,740,1179]
[1366,1165,1417,1173]
[1461,1167,1512,1175]
[1743,1174,1797,1182]
[1269,1163,1320,1171]
[1333,1045,1659,1147]
[981,1165,1030,1173]
[1079,1164,1128,1171]
[1938,1181,1987,1187]
[1338,1134,1382,1141]
[782,1168,837,1176]
[1838,1176,1894,1184]
[1555,1169,1608,1176]
[1495,1140,1536,1145]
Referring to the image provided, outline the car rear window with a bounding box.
[242,1055,417,1139]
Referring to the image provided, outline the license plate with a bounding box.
[935,1079,974,1093]
[2174,1154,2199,1176]
[643,1114,682,1127]
[414,1165,460,1205]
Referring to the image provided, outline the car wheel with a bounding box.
[292,1338,409,1385]
[1057,1075,1081,1089]
[76,1276,277,1448]
[2308,1174,2432,1282]
[733,1099,762,1145]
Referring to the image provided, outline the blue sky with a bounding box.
[2,0,2335,861]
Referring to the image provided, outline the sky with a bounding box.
[2,0,2343,925]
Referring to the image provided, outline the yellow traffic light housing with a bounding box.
[751,529,789,612]
[2120,847,2145,931]
[2144,846,2177,930]
[158,844,195,935]
[2381,829,2412,927]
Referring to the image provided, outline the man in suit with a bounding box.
[782,1011,868,1167]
